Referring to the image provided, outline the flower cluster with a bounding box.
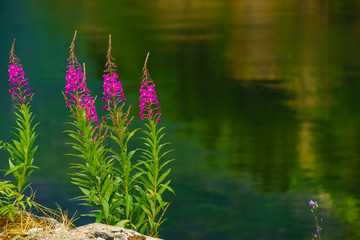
[8,40,33,104]
[64,64,98,123]
[8,64,33,104]
[65,65,86,104]
[309,200,317,208]
[102,34,125,114]
[81,95,98,123]
[309,200,322,239]
[63,30,98,123]
[102,72,125,111]
[313,227,322,238]
[139,69,161,121]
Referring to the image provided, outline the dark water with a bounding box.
[1,0,360,239]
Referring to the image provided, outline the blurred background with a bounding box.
[1,0,360,239]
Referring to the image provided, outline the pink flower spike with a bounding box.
[102,34,125,112]
[8,39,33,104]
[102,72,125,107]
[64,62,98,123]
[139,53,161,122]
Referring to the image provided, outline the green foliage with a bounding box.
[0,180,19,220]
[0,103,39,220]
[64,34,174,237]
[104,105,143,228]
[66,107,121,225]
[4,103,39,194]
[0,180,36,221]
[137,118,174,237]
[66,105,175,237]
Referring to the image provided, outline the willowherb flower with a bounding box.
[64,65,86,105]
[64,64,98,123]
[64,31,98,123]
[80,97,98,124]
[102,72,125,104]
[139,53,161,122]
[81,95,98,123]
[102,34,125,113]
[8,39,33,104]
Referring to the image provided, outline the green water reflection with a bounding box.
[1,0,360,239]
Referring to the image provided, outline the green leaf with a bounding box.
[103,183,114,203]
[139,222,148,235]
[5,160,21,176]
[147,196,156,216]
[156,217,167,229]
[159,159,174,171]
[95,211,104,223]
[155,127,165,137]
[19,200,26,210]
[139,175,152,190]
[157,168,171,186]
[26,197,32,208]
[89,189,96,205]
[101,198,110,220]
[128,172,144,186]
[141,205,152,217]
[71,177,92,186]
[155,193,163,207]
[135,212,146,229]
[156,132,166,144]
[8,211,14,221]
[146,171,155,186]
[79,187,90,197]
[141,137,154,147]
[125,195,133,219]
[115,219,131,228]
[109,198,125,213]
[159,180,175,195]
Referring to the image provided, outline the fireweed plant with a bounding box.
[0,39,38,220]
[309,200,323,239]
[63,32,174,237]
[102,35,143,229]
[63,31,118,225]
[137,53,174,237]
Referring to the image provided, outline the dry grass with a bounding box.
[0,211,53,239]
[0,204,78,239]
[38,203,78,229]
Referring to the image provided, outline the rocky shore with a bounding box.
[2,213,162,240]
[16,223,162,240]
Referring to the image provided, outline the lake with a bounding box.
[1,1,360,239]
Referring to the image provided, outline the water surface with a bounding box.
[1,1,360,239]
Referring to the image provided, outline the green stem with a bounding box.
[149,118,160,236]
[20,104,29,193]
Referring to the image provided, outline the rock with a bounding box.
[20,222,163,240]
[27,227,44,235]
[3,211,162,240]
[128,236,146,240]
[114,233,126,240]
[94,231,114,240]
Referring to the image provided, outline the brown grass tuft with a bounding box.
[0,204,78,239]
